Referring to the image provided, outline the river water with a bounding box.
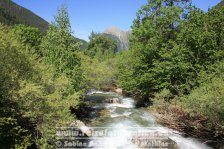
[85,91,212,149]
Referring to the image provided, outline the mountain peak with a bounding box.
[104,26,123,34]
[103,26,131,51]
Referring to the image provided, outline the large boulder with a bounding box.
[132,132,178,149]
[70,120,92,137]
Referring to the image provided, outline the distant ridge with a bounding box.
[0,0,87,49]
[0,0,49,32]
[218,0,224,6]
[213,0,224,9]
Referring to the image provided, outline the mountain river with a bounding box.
[83,91,212,149]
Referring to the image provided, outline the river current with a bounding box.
[85,91,211,149]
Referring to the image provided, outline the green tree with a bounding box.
[118,0,192,96]
[86,34,117,61]
[88,31,100,41]
[79,52,118,90]
[13,24,42,56]
[40,5,83,91]
[0,24,33,148]
[0,23,80,148]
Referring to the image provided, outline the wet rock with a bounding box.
[70,120,92,137]
[132,132,178,149]
[105,98,121,103]
[114,88,123,95]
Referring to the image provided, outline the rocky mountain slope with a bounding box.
[103,26,130,52]
[0,0,49,32]
[0,0,87,48]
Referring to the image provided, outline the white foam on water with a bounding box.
[105,103,133,109]
[140,111,156,124]
[105,97,135,109]
[87,90,116,95]
[140,126,212,149]
[87,91,213,149]
[89,121,139,149]
[110,111,132,118]
[121,97,135,108]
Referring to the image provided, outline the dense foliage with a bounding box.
[181,74,224,136]
[0,4,119,148]
[118,0,224,96]
[80,52,118,91]
[0,6,82,148]
[118,0,193,96]
[86,33,117,61]
[117,0,224,141]
[40,5,84,92]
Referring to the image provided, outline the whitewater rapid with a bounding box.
[86,91,212,149]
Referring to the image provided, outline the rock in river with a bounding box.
[105,97,121,103]
[70,120,92,137]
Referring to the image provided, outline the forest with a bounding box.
[0,0,223,148]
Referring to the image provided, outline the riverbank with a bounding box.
[147,102,224,149]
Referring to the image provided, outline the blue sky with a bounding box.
[13,0,222,41]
